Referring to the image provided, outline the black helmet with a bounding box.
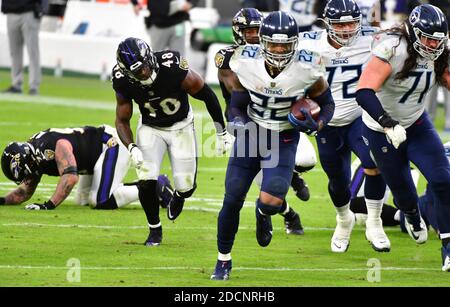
[1,142,37,184]
[116,37,159,85]
[232,8,263,45]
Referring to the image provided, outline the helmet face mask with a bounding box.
[232,8,263,45]
[408,4,448,61]
[117,38,159,86]
[1,142,37,184]
[323,0,361,47]
[259,11,299,69]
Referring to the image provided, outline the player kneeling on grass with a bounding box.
[0,125,140,210]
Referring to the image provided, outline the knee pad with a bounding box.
[428,181,450,206]
[294,165,315,174]
[328,178,351,207]
[225,176,250,200]
[94,195,118,210]
[261,176,290,199]
[257,199,281,216]
[177,183,197,199]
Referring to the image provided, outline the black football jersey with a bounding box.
[112,50,191,128]
[215,44,238,107]
[29,126,105,176]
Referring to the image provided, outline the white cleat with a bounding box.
[366,218,391,252]
[404,216,428,244]
[331,212,355,253]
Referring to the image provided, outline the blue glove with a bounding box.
[288,109,319,135]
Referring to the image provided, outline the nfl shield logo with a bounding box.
[270,82,276,88]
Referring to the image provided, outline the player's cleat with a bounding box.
[144,227,162,246]
[331,212,355,253]
[365,218,391,252]
[210,260,232,280]
[157,174,174,209]
[167,195,184,221]
[404,213,428,244]
[284,212,304,235]
[442,243,450,272]
[256,207,273,247]
[291,174,310,201]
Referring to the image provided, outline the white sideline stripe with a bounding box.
[1,222,334,231]
[0,222,399,232]
[0,265,437,272]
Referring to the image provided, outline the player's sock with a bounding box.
[279,200,289,215]
[335,202,352,220]
[138,180,160,226]
[218,252,231,261]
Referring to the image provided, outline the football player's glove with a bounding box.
[0,197,5,205]
[25,200,56,210]
[128,143,144,169]
[385,125,407,149]
[216,129,234,155]
[288,109,318,136]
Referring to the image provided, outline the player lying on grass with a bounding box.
[0,125,139,210]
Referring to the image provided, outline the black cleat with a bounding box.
[284,212,304,235]
[144,227,162,246]
[2,86,22,94]
[256,207,273,247]
[167,197,184,221]
[291,175,310,201]
[157,174,174,209]
[210,260,232,280]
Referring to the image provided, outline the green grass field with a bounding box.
[0,70,449,287]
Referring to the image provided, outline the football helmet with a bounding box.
[407,4,448,61]
[116,37,159,86]
[232,8,263,45]
[1,142,38,184]
[322,0,362,46]
[259,11,299,69]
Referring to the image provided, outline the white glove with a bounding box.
[216,130,234,155]
[25,204,41,210]
[384,124,407,149]
[128,143,144,168]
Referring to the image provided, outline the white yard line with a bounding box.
[0,264,437,272]
[0,222,400,232]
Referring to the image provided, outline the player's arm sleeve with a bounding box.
[307,56,334,126]
[228,90,251,123]
[191,83,226,132]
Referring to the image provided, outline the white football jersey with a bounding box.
[299,27,377,126]
[355,0,379,26]
[229,44,325,131]
[279,0,317,28]
[362,33,436,132]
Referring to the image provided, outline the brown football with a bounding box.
[290,97,321,121]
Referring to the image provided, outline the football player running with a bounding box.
[300,0,389,253]
[113,37,231,246]
[211,11,335,280]
[215,7,318,236]
[356,4,450,271]
[0,126,139,210]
